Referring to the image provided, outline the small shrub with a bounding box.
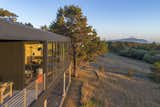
[81,83,94,105]
[119,48,147,60]
[152,62,160,82]
[99,65,105,72]
[81,98,102,107]
[118,48,129,56]
[143,52,160,64]
[81,100,96,107]
[127,70,134,77]
[143,53,153,63]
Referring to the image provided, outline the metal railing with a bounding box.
[1,62,72,107]
[2,74,46,107]
[59,62,72,107]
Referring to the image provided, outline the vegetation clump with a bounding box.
[0,8,17,17]
[99,65,105,73]
[143,52,160,63]
[81,82,94,105]
[80,82,102,107]
[108,41,160,64]
[152,62,160,82]
[127,70,134,77]
[81,99,100,107]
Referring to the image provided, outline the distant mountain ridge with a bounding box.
[109,37,150,44]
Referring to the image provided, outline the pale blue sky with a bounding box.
[1,0,160,42]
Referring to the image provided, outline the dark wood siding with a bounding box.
[0,41,24,89]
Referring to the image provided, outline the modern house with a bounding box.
[0,19,72,107]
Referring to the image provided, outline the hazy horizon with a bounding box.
[105,33,160,43]
[1,0,160,42]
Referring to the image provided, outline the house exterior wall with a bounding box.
[0,41,25,90]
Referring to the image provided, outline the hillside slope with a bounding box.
[63,54,160,107]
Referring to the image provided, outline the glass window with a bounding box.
[24,42,43,86]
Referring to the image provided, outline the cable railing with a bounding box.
[2,74,45,107]
[1,62,72,107]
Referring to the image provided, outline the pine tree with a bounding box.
[0,8,17,17]
[0,8,17,22]
[49,5,107,77]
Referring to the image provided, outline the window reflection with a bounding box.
[24,42,43,86]
[24,41,71,87]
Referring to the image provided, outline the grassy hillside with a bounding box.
[63,53,160,107]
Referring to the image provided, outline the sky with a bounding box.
[1,0,160,42]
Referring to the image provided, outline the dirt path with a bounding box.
[63,78,82,107]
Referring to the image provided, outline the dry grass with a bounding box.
[80,82,94,105]
[64,53,160,107]
[94,53,152,75]
[64,98,76,107]
[97,72,160,107]
[79,69,104,107]
[63,78,82,107]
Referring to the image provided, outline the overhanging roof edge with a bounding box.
[0,19,70,41]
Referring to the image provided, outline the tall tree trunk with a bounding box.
[73,46,78,77]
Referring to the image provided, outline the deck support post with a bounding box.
[9,83,13,97]
[52,42,54,80]
[43,73,46,90]
[69,63,71,84]
[35,82,38,100]
[0,91,4,104]
[63,72,66,97]
[24,88,27,107]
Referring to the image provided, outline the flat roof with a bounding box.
[0,19,70,41]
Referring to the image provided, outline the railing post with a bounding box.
[9,83,13,97]
[35,81,38,100]
[69,64,71,84]
[43,41,48,88]
[43,73,46,90]
[44,98,47,107]
[24,88,27,107]
[63,72,66,97]
[0,91,4,104]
